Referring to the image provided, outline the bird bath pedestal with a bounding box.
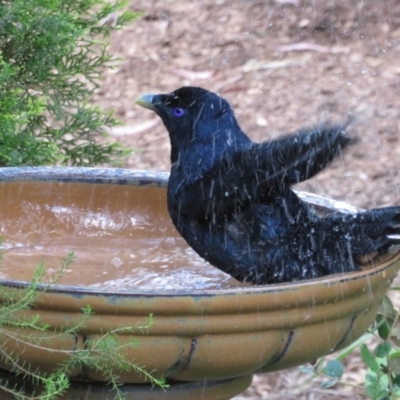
[0,167,399,400]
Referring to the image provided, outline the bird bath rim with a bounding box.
[0,166,396,297]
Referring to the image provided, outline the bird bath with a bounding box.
[0,167,399,400]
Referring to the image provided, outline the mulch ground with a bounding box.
[91,0,400,398]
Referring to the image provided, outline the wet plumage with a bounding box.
[136,87,400,284]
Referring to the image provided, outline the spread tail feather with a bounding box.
[352,207,400,255]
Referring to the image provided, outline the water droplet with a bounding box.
[165,237,176,246]
[111,257,123,268]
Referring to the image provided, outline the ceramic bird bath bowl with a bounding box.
[0,167,399,400]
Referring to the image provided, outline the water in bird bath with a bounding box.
[0,180,248,291]
[0,236,247,291]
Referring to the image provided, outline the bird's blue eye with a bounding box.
[173,108,185,117]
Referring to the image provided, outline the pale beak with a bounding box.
[135,94,157,111]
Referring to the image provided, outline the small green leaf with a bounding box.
[392,374,400,392]
[365,382,388,400]
[388,352,400,375]
[361,344,381,375]
[374,342,392,358]
[324,359,344,378]
[375,314,392,341]
[321,380,337,389]
[298,365,314,374]
[378,296,397,320]
[365,372,379,382]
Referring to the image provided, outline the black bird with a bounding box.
[136,86,400,284]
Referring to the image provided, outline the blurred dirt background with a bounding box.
[91,0,400,398]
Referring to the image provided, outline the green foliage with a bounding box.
[0,0,138,167]
[324,359,344,379]
[0,252,168,399]
[299,293,400,399]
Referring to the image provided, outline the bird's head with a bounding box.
[136,86,251,165]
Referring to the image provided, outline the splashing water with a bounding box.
[0,236,248,291]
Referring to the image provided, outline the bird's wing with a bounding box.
[248,122,352,186]
[173,122,352,219]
